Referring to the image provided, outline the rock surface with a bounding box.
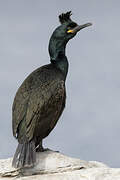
[0,150,120,180]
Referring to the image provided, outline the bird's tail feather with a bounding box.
[12,141,36,168]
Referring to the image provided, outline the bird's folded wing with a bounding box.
[25,79,65,141]
[13,79,64,141]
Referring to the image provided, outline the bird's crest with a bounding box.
[59,11,72,24]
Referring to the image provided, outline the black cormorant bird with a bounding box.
[12,11,92,168]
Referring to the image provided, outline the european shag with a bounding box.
[12,11,92,168]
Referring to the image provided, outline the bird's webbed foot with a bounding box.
[36,146,51,152]
[35,140,59,152]
[35,140,50,152]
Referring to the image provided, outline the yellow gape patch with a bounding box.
[67,29,74,33]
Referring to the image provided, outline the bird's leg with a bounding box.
[36,140,44,152]
[36,140,50,152]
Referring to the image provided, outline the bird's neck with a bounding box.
[48,38,69,80]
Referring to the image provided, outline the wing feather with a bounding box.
[25,79,65,141]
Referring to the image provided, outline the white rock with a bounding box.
[0,150,120,180]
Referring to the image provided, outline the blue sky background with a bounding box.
[0,0,120,167]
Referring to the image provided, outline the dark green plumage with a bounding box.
[12,11,92,168]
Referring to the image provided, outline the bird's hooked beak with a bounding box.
[67,23,92,34]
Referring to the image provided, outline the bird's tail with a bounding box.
[12,141,36,168]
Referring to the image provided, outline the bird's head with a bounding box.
[52,11,92,42]
[49,11,92,61]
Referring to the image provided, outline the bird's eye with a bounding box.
[67,23,78,33]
